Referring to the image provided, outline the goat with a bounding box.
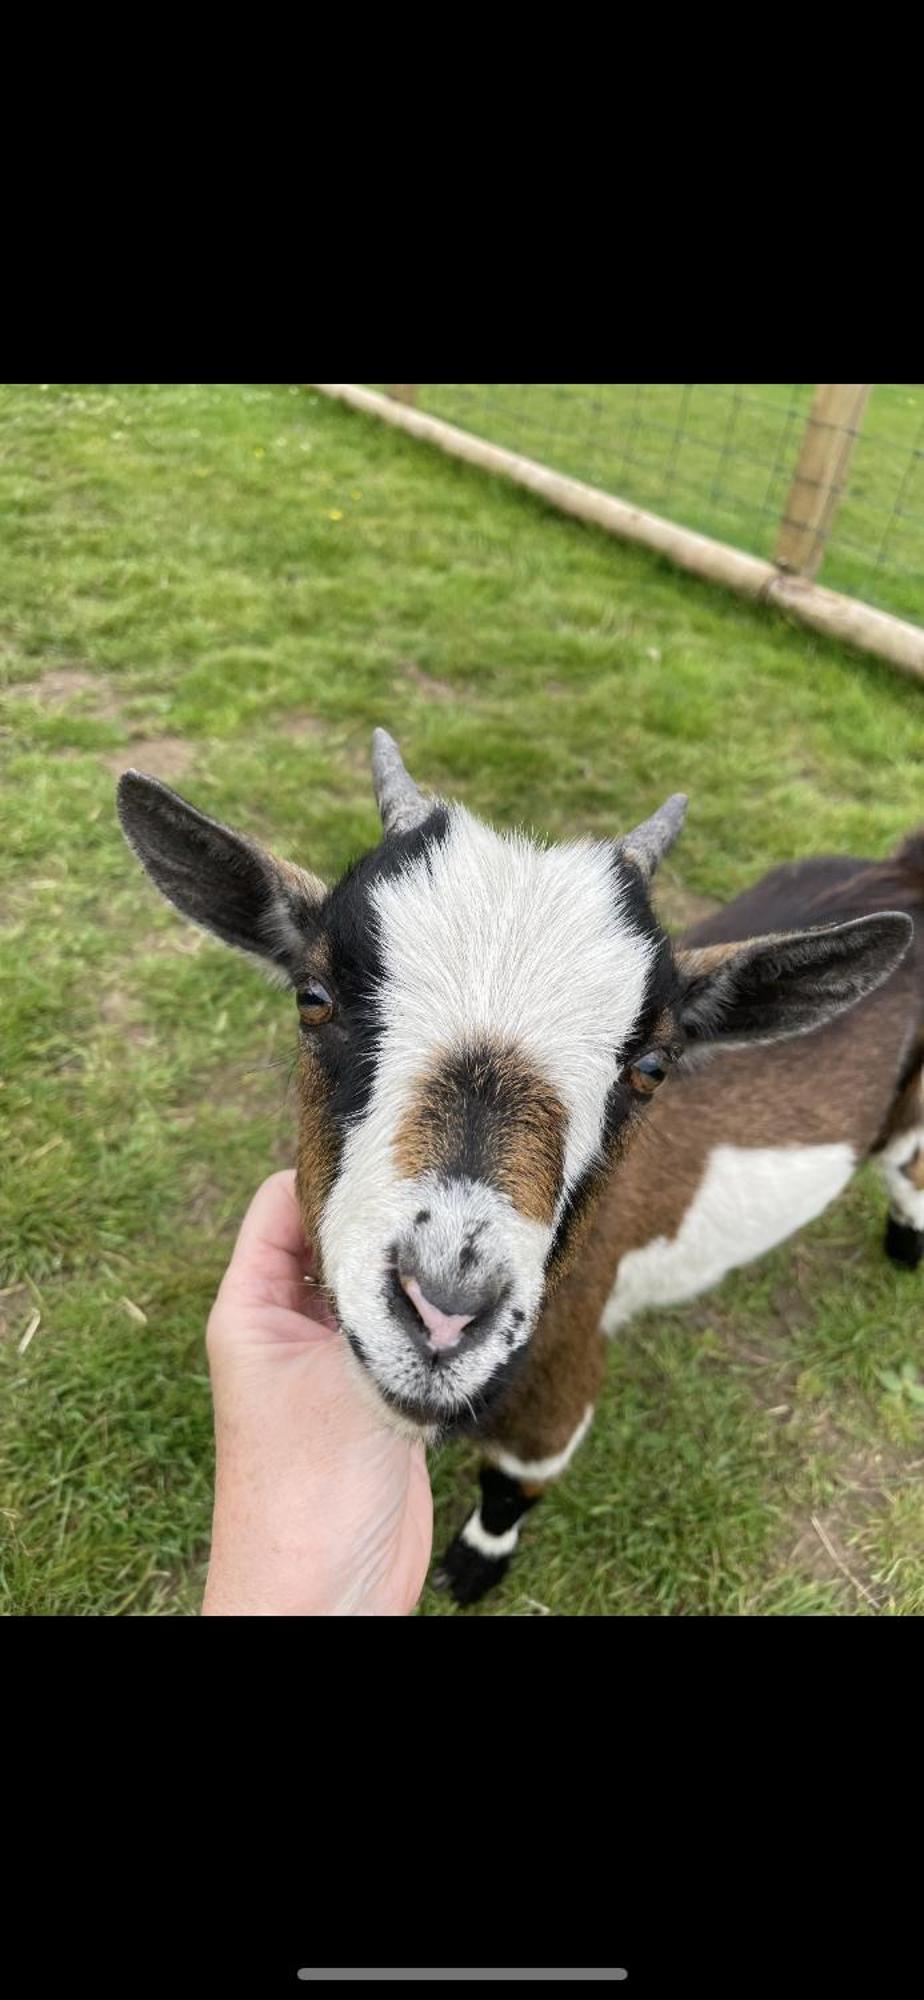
[117,735,921,1607]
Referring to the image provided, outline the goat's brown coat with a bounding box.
[482,848,924,1470]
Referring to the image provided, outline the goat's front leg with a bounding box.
[876,1069,924,1271]
[432,1462,547,1607]
[433,1332,605,1609]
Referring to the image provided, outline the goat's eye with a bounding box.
[630,1050,669,1094]
[297,982,334,1026]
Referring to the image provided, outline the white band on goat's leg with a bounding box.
[438,1413,596,1604]
[489,1403,595,1484]
[877,1128,924,1232]
[460,1510,522,1559]
[435,1463,544,1604]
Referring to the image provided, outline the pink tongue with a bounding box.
[402,1274,474,1351]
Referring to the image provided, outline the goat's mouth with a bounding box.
[341,1315,532,1440]
[375,1357,529,1442]
[383,1265,511,1358]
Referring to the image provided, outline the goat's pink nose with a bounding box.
[401,1274,474,1351]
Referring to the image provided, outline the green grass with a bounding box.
[396,384,924,626]
[1,381,923,1617]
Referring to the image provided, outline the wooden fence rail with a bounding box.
[318,384,923,682]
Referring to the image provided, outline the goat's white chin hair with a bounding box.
[335,1292,541,1427]
[338,1336,435,1444]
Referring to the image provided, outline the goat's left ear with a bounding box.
[117,771,326,981]
[676,912,913,1047]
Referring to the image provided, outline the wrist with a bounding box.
[201,1460,414,1618]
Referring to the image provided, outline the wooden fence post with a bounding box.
[385,385,419,406]
[775,383,873,578]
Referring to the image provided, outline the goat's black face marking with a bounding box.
[459,1222,487,1274]
[300,805,452,1142]
[344,1326,369,1365]
[542,927,684,1287]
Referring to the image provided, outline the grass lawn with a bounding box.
[1,381,923,1617]
[401,384,924,626]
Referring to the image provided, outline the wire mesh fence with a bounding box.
[370,385,924,630]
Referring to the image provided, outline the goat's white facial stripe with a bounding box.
[370,806,655,1199]
[318,808,656,1418]
[602,1141,857,1331]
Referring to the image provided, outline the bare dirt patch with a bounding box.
[392,659,458,703]
[784,1434,921,1611]
[10,674,196,779]
[104,737,195,781]
[16,667,100,702]
[14,666,126,723]
[0,1286,28,1342]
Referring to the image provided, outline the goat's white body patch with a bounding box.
[489,1404,595,1484]
[319,806,655,1416]
[460,1510,521,1559]
[601,1142,857,1332]
[875,1126,924,1231]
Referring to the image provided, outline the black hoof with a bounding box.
[885,1214,924,1270]
[432,1535,511,1608]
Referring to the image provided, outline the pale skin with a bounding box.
[202,1171,433,1617]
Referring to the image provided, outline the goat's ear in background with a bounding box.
[116,772,325,980]
[676,912,913,1048]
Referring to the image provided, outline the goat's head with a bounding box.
[118,734,911,1439]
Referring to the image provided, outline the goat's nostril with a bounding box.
[400,1274,474,1352]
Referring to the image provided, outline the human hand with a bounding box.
[201,1170,433,1616]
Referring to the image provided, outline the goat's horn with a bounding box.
[617,794,689,880]
[371,727,431,836]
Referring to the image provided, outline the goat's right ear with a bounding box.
[675,911,913,1049]
[116,772,325,979]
